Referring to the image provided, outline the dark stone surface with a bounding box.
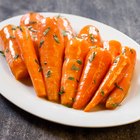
[0,0,140,139]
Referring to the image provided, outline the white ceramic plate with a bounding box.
[0,13,140,128]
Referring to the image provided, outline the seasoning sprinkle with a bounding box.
[5,48,9,53]
[76,59,82,65]
[0,51,5,57]
[35,59,39,65]
[89,34,94,43]
[71,64,80,71]
[53,35,60,43]
[29,21,37,24]
[56,15,61,19]
[114,83,123,91]
[17,26,23,32]
[43,27,51,36]
[39,40,44,48]
[93,79,96,84]
[89,52,96,62]
[58,86,65,95]
[68,76,75,81]
[9,35,15,39]
[14,54,19,59]
[62,30,68,37]
[130,49,133,54]
[101,90,104,96]
[44,62,47,65]
[112,103,119,108]
[46,70,51,78]
[28,27,37,33]
[11,26,16,30]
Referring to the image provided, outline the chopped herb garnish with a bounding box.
[114,83,123,91]
[89,52,96,62]
[35,59,39,65]
[122,48,126,54]
[93,79,96,84]
[112,103,119,108]
[0,51,5,57]
[11,26,16,30]
[101,90,104,96]
[5,48,9,53]
[28,26,32,30]
[71,64,80,71]
[9,35,15,39]
[64,57,67,61]
[29,21,37,24]
[17,26,23,32]
[43,27,51,36]
[89,34,94,43]
[44,62,47,65]
[76,59,82,65]
[46,70,51,78]
[58,86,65,95]
[39,40,44,48]
[68,76,75,81]
[28,27,37,33]
[32,34,37,39]
[130,49,133,54]
[56,15,61,19]
[53,35,60,43]
[90,46,97,50]
[62,30,68,37]
[14,54,19,59]
[114,56,120,63]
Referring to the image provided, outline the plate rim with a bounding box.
[0,12,140,128]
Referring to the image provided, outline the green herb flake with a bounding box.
[56,14,61,19]
[28,26,32,30]
[58,86,65,95]
[9,35,15,39]
[76,59,82,65]
[43,27,51,36]
[35,59,39,65]
[0,51,5,57]
[46,70,51,78]
[17,26,23,32]
[122,48,126,54]
[130,49,133,54]
[111,103,119,108]
[11,26,16,30]
[101,90,105,96]
[71,64,80,71]
[68,76,75,81]
[114,83,123,91]
[44,62,47,65]
[5,48,9,53]
[39,40,44,48]
[53,35,60,44]
[89,34,94,43]
[89,52,96,62]
[14,54,19,59]
[62,30,68,37]
[29,21,37,24]
[28,27,37,33]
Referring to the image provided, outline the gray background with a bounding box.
[0,0,140,140]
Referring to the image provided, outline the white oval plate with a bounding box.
[0,13,140,128]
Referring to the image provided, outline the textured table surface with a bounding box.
[0,0,140,140]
